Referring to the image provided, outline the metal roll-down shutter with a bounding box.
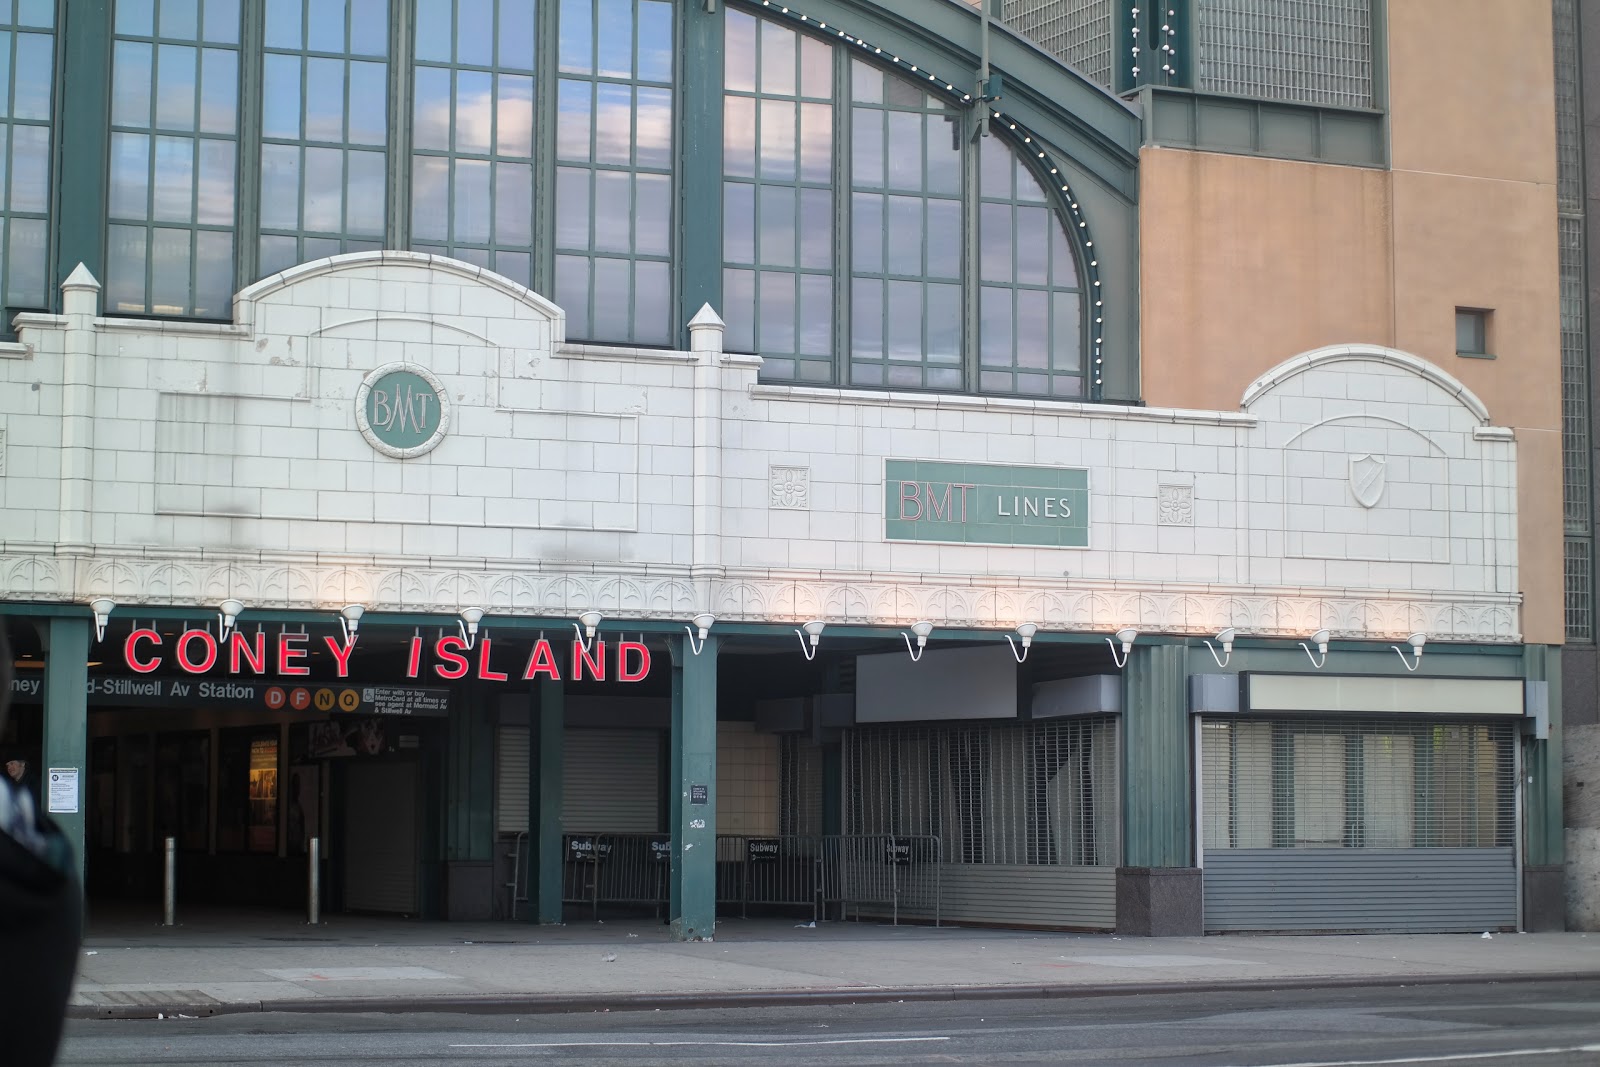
[1200,718,1518,933]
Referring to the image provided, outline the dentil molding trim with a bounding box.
[0,547,1522,643]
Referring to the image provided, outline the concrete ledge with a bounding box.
[1116,867,1203,937]
[66,970,1600,1021]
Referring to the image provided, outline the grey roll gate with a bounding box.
[562,728,661,833]
[1199,718,1519,933]
[342,761,420,914]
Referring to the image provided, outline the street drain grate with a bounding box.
[261,936,338,942]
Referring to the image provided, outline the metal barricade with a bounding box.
[714,835,822,921]
[504,831,529,918]
[553,832,944,925]
[819,834,942,926]
[592,833,672,917]
[563,832,672,918]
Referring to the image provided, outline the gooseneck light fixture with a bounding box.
[1107,627,1138,669]
[903,621,935,662]
[1301,628,1331,669]
[1394,632,1427,672]
[686,613,716,655]
[219,599,245,639]
[796,620,826,661]
[339,604,366,645]
[89,597,116,642]
[574,610,603,649]
[458,606,485,649]
[1006,622,1039,663]
[1205,627,1237,668]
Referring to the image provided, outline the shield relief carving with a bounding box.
[1349,454,1387,509]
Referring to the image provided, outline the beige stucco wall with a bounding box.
[1388,0,1558,186]
[1139,1,1563,644]
[1138,149,1395,412]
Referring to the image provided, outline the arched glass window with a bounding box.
[257,0,388,277]
[89,0,1104,394]
[552,0,674,345]
[721,9,834,382]
[107,0,239,316]
[410,0,538,288]
[723,10,1087,400]
[977,132,1083,398]
[847,58,963,389]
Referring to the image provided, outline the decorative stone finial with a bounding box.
[687,303,725,356]
[62,263,101,292]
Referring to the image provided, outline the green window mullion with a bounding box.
[532,0,557,297]
[386,0,412,249]
[831,40,848,385]
[186,137,199,308]
[236,0,264,284]
[952,111,973,393]
[142,130,156,313]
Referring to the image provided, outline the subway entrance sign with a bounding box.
[884,460,1090,547]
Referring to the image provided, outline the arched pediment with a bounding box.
[234,250,566,343]
[1241,343,1493,424]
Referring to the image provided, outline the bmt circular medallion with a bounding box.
[355,362,451,458]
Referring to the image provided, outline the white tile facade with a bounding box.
[0,255,1521,642]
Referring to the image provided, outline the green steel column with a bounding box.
[531,678,564,924]
[1523,644,1563,867]
[667,649,684,920]
[821,745,841,836]
[677,0,723,341]
[467,684,494,862]
[53,0,113,302]
[1121,642,1191,867]
[669,634,718,941]
[445,683,470,859]
[41,616,91,878]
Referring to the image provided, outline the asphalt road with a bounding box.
[57,979,1600,1067]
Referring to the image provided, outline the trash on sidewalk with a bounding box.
[795,921,816,928]
[601,953,617,963]
[1482,932,1493,939]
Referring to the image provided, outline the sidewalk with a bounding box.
[69,907,1600,1019]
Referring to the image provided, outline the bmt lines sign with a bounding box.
[884,460,1090,547]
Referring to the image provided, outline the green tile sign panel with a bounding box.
[884,461,1090,547]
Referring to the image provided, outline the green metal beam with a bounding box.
[677,0,723,344]
[51,0,112,304]
[669,634,718,941]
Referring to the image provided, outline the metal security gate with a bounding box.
[563,728,660,833]
[1200,718,1518,932]
[842,718,1119,928]
[342,761,419,914]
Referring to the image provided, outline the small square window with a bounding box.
[1456,308,1492,357]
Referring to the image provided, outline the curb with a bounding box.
[68,969,1600,1021]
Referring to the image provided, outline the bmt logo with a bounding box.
[357,363,451,458]
[371,379,436,437]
